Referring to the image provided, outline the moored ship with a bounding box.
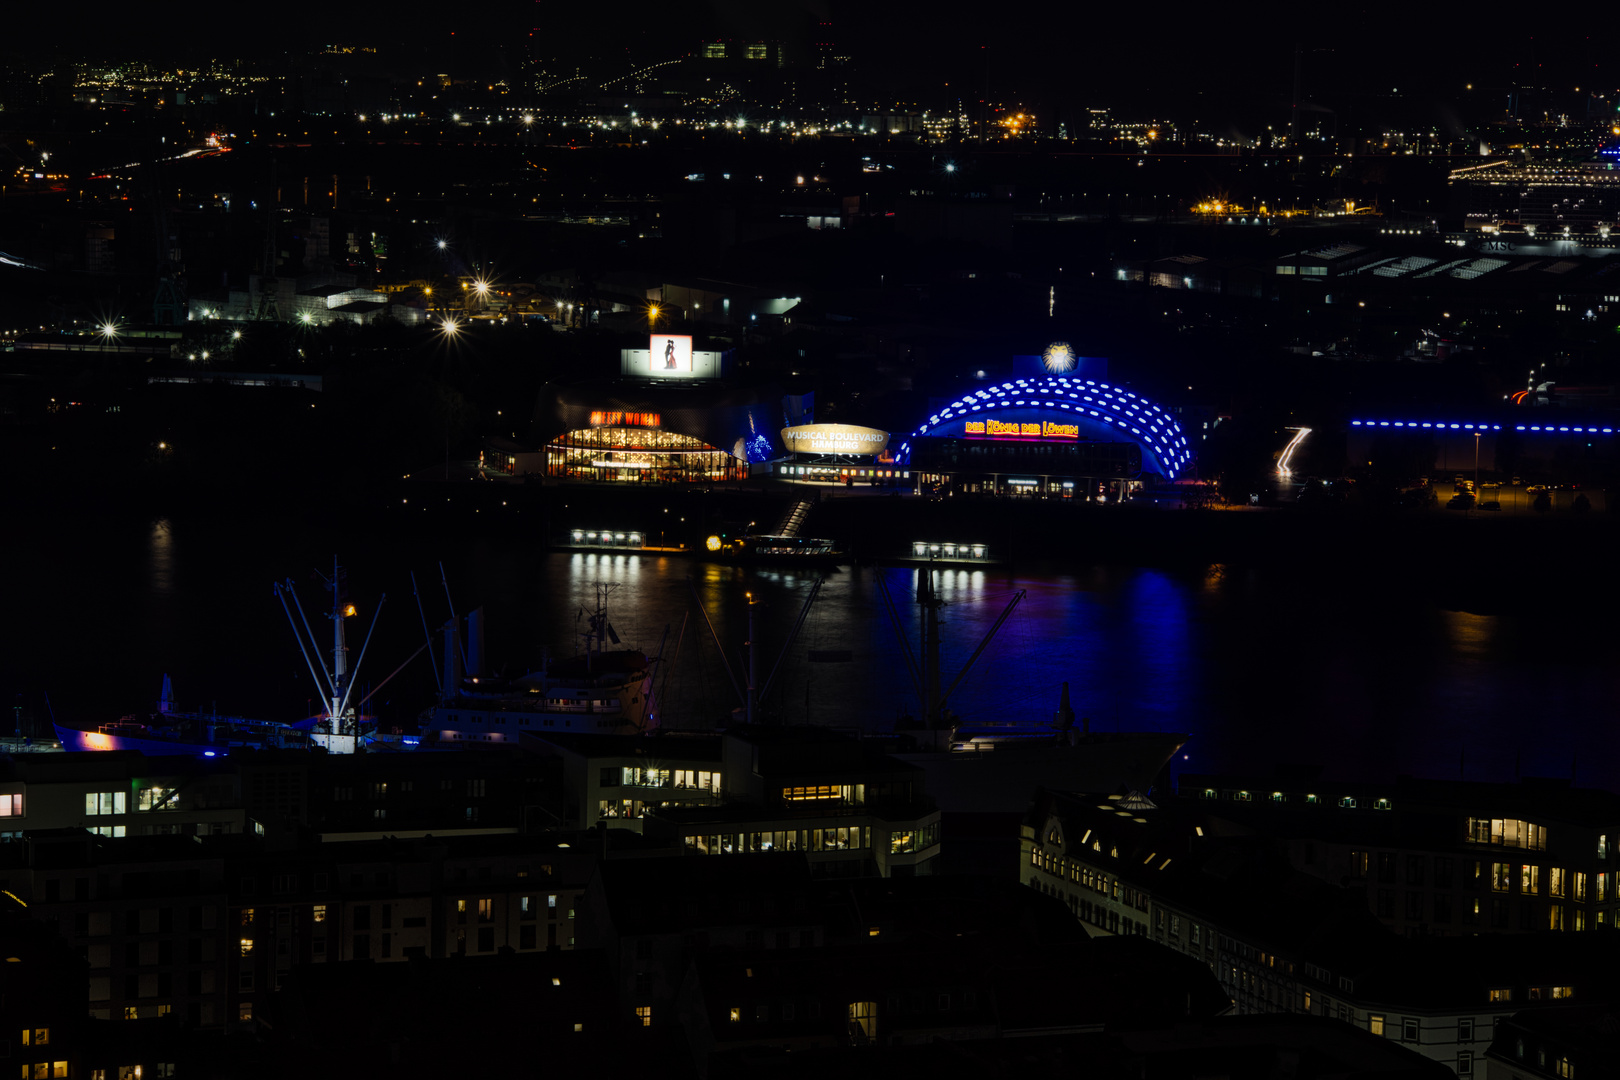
[420,584,661,746]
[883,684,1188,814]
[53,675,308,758]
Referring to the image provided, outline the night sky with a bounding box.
[18,0,1614,112]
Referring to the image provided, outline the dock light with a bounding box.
[706,535,722,551]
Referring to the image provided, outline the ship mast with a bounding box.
[919,567,943,727]
[875,567,1024,733]
[328,556,350,727]
[273,559,386,747]
[582,582,620,672]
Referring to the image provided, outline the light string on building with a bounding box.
[901,375,1191,478]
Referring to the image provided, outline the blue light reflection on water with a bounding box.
[4,515,1617,790]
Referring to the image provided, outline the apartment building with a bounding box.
[0,753,245,841]
[1022,787,1620,1078]
[641,726,942,878]
[1181,773,1620,936]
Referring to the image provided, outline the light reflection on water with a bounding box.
[148,518,174,594]
[6,515,1617,789]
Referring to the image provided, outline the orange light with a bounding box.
[343,604,357,617]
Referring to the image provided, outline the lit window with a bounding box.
[136,786,175,811]
[0,793,21,817]
[729,1007,741,1023]
[238,1003,252,1022]
[636,1006,651,1027]
[312,904,326,924]
[848,1001,877,1040]
[1369,1014,1385,1036]
[239,938,253,956]
[85,792,127,816]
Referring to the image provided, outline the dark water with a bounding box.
[5,510,1617,791]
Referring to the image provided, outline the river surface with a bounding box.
[5,509,1617,790]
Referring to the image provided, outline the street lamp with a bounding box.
[1474,432,1481,500]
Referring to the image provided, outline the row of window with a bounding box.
[726,999,827,1024]
[1350,852,1614,903]
[685,827,874,855]
[332,779,484,800]
[1465,817,1549,851]
[1487,863,1600,900]
[607,767,721,792]
[1030,845,1134,904]
[1199,788,1392,810]
[781,784,861,804]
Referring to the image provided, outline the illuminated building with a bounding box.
[900,369,1191,497]
[536,727,943,878]
[492,338,785,484]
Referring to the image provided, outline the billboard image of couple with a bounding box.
[652,335,693,373]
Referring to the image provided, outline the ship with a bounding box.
[881,683,1188,814]
[869,567,1188,814]
[682,568,1185,812]
[52,675,309,758]
[55,561,398,758]
[272,560,401,754]
[419,583,662,746]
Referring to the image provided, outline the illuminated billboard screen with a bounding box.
[781,424,890,456]
[652,335,694,373]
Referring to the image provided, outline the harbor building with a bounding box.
[489,335,787,483]
[899,355,1191,497]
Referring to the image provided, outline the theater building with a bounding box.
[488,336,786,483]
[900,372,1191,497]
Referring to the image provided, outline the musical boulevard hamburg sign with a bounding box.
[964,419,1079,438]
[780,424,890,455]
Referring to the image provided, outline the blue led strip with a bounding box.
[903,375,1191,478]
[1350,420,1617,435]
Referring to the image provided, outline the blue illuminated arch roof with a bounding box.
[901,375,1191,479]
